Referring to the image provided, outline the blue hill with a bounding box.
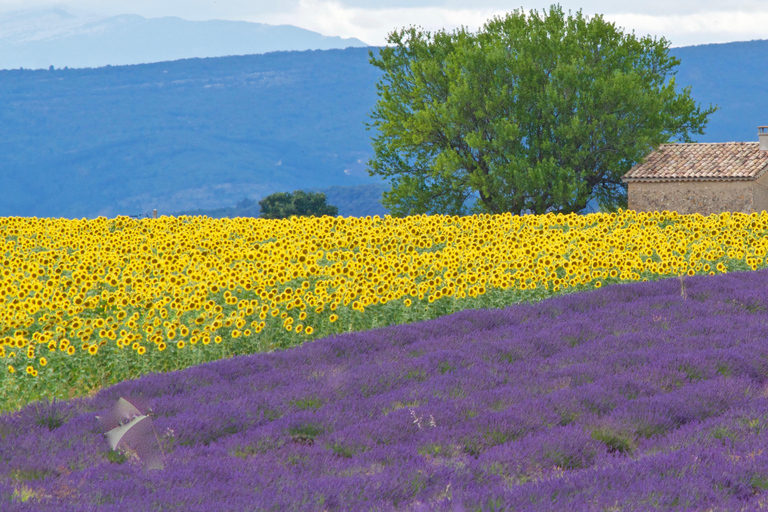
[0,38,765,219]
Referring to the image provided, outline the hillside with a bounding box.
[0,47,390,219]
[170,183,391,219]
[1,39,766,220]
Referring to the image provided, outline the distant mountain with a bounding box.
[0,8,369,70]
[0,39,766,220]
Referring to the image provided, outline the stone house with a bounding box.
[621,126,768,216]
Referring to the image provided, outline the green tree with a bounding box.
[258,192,294,219]
[363,4,717,217]
[258,190,338,219]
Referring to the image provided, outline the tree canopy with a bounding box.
[364,4,718,217]
[258,190,339,219]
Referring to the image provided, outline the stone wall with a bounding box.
[752,173,768,213]
[626,175,768,216]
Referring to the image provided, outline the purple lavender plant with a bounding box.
[3,269,768,510]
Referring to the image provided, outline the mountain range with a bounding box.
[0,9,766,220]
[0,8,369,70]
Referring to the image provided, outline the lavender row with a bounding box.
[2,269,768,510]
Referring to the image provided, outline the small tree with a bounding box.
[257,192,294,219]
[258,190,338,219]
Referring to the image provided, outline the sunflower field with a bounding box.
[1,208,765,416]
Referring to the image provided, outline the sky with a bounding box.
[0,0,766,49]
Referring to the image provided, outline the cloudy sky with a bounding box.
[0,0,766,48]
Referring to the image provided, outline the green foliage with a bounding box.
[364,4,718,218]
[106,450,129,464]
[258,190,339,219]
[258,192,293,219]
[31,397,66,430]
[591,427,637,455]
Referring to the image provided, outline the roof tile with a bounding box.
[622,142,768,182]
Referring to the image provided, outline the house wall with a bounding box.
[752,173,768,213]
[626,180,760,216]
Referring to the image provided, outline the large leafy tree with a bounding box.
[258,190,339,219]
[364,4,718,217]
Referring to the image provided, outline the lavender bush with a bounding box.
[3,269,768,510]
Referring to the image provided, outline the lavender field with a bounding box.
[4,268,768,510]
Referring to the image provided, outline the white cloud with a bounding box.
[275,160,281,166]
[251,0,507,47]
[605,10,768,47]
[1,1,766,49]
[249,0,768,48]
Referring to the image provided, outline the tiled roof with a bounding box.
[621,142,768,183]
